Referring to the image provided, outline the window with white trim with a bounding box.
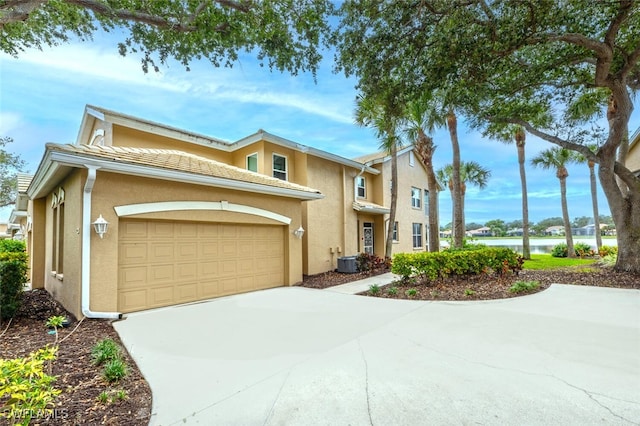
[424,189,429,216]
[411,187,421,208]
[393,222,399,242]
[412,223,423,249]
[409,151,415,167]
[357,176,366,198]
[51,188,65,277]
[246,153,258,172]
[273,154,287,180]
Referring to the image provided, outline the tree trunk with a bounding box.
[558,172,576,258]
[385,143,398,259]
[447,109,464,248]
[416,133,440,252]
[516,131,531,259]
[588,161,602,251]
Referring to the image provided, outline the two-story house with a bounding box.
[24,105,431,317]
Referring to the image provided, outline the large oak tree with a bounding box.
[336,0,640,272]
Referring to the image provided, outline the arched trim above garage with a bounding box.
[113,201,292,225]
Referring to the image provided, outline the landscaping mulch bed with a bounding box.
[0,289,151,426]
[301,265,640,300]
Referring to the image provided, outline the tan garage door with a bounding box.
[118,219,285,313]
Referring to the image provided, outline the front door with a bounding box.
[363,222,374,254]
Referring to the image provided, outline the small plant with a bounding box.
[368,284,381,295]
[509,280,540,293]
[114,389,128,401]
[0,346,61,424]
[464,288,476,296]
[429,290,439,298]
[102,358,128,383]
[405,288,418,298]
[357,252,387,272]
[598,245,617,258]
[46,315,66,345]
[574,242,595,258]
[97,391,110,404]
[91,338,122,366]
[387,286,398,296]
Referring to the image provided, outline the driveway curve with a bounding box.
[114,284,640,426]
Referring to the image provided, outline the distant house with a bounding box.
[545,225,565,236]
[629,126,639,176]
[469,226,492,237]
[506,228,523,237]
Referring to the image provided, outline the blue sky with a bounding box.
[1,31,638,226]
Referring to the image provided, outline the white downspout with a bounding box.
[82,166,121,319]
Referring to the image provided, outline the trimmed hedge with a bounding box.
[0,240,28,320]
[391,248,523,283]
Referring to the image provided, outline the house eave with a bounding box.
[28,150,324,201]
[352,201,390,215]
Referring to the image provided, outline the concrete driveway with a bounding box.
[113,285,640,426]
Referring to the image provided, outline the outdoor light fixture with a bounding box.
[293,226,305,239]
[92,215,109,238]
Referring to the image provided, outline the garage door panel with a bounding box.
[119,243,147,265]
[119,219,285,313]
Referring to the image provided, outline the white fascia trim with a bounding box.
[48,151,324,201]
[114,201,292,225]
[235,131,381,175]
[365,145,415,166]
[352,201,391,215]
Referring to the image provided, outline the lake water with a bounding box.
[469,238,617,254]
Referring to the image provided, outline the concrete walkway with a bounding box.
[323,271,399,294]
[114,284,640,426]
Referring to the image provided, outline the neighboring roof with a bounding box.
[80,105,380,175]
[28,144,324,201]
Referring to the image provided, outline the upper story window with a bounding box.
[424,189,429,216]
[246,153,258,172]
[411,187,421,209]
[392,222,399,242]
[273,154,287,180]
[51,187,65,277]
[357,176,366,198]
[409,151,415,167]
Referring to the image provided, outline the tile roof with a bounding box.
[48,143,321,195]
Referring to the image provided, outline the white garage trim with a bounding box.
[114,201,292,225]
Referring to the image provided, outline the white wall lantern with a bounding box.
[293,226,305,239]
[92,215,109,239]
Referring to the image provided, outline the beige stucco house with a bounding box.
[629,126,640,175]
[25,105,432,317]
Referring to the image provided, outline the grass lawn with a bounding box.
[523,254,597,270]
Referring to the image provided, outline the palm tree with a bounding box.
[437,161,491,236]
[531,147,578,258]
[575,144,603,251]
[447,109,464,249]
[354,94,401,260]
[401,94,444,252]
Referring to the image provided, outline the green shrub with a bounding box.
[368,284,381,295]
[91,339,122,366]
[391,248,523,283]
[405,288,418,297]
[0,346,61,424]
[551,243,568,257]
[102,358,128,383]
[387,286,398,296]
[0,259,28,320]
[574,242,595,258]
[464,288,476,296]
[598,245,617,258]
[0,239,26,253]
[509,281,540,293]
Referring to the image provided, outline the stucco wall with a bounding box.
[628,135,640,173]
[85,171,306,314]
[43,171,84,319]
[28,198,46,288]
[379,150,431,254]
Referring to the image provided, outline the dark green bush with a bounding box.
[0,259,28,320]
[551,243,568,257]
[391,248,522,283]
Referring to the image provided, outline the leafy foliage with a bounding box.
[0,137,26,208]
[551,242,595,258]
[1,1,333,77]
[356,252,387,273]
[0,239,26,253]
[0,346,61,424]
[599,245,618,258]
[509,281,540,294]
[0,259,28,320]
[391,248,523,283]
